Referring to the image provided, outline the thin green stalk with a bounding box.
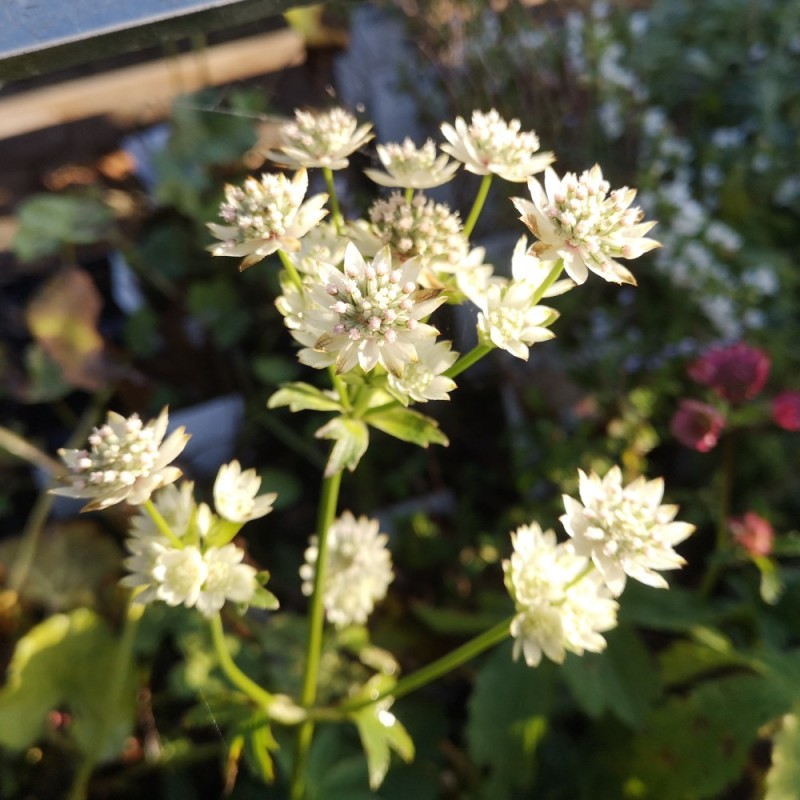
[0,426,66,477]
[290,464,343,800]
[210,613,273,708]
[329,366,351,411]
[278,249,304,293]
[142,499,183,548]
[531,259,565,305]
[404,187,414,203]
[339,617,512,714]
[462,174,493,238]
[444,344,492,380]
[323,167,344,234]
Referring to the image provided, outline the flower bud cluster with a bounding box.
[365,138,459,189]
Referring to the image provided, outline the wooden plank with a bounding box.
[0,28,306,141]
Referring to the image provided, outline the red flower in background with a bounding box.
[772,390,800,431]
[670,399,726,452]
[688,342,770,405]
[729,512,774,558]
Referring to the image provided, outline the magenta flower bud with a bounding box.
[670,399,726,452]
[687,342,770,405]
[772,390,800,432]
[729,512,774,558]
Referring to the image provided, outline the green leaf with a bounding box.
[352,702,415,790]
[13,194,115,261]
[186,278,251,348]
[629,674,791,799]
[315,417,369,477]
[765,707,800,800]
[268,382,343,414]
[658,634,755,688]
[364,406,449,448]
[241,720,278,783]
[619,582,722,632]
[411,602,509,636]
[561,626,661,728]
[0,609,136,760]
[466,641,557,796]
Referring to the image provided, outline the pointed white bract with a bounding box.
[440,110,554,182]
[364,138,460,189]
[214,460,277,523]
[300,511,394,628]
[51,407,189,511]
[559,466,696,596]
[208,168,329,271]
[265,107,374,170]
[503,523,618,667]
[513,165,660,286]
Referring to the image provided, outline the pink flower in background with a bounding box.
[730,512,774,558]
[687,342,770,405]
[772,390,800,431]
[670,399,726,452]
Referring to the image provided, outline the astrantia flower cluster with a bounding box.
[505,465,694,666]
[121,460,277,617]
[300,511,393,628]
[52,407,189,511]
[441,110,554,182]
[364,138,459,190]
[503,523,618,666]
[208,169,328,271]
[266,107,374,170]
[514,165,660,285]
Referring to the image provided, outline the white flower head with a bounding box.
[503,523,618,667]
[387,338,458,404]
[559,466,696,596]
[300,511,394,628]
[195,543,258,617]
[208,168,329,271]
[298,243,446,376]
[364,138,460,189]
[153,545,207,609]
[52,407,189,511]
[265,107,374,170]
[440,110,555,182]
[368,192,470,280]
[285,220,348,275]
[214,460,277,523]
[510,235,575,297]
[513,165,661,286]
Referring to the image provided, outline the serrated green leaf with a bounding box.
[466,641,557,796]
[765,708,800,800]
[364,406,448,448]
[352,703,415,790]
[268,382,343,413]
[629,674,791,799]
[562,626,660,728]
[658,638,754,688]
[0,609,136,759]
[315,417,369,477]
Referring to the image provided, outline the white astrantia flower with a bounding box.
[285,221,348,275]
[387,338,458,404]
[513,165,660,286]
[52,407,189,511]
[469,276,560,361]
[195,544,259,617]
[440,110,555,183]
[265,107,374,170]
[153,545,207,609]
[364,138,460,189]
[213,460,277,523]
[298,243,446,376]
[300,511,394,628]
[127,481,196,542]
[510,236,575,297]
[503,523,618,667]
[559,466,696,596]
[368,192,469,282]
[208,168,329,271]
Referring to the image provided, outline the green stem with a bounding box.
[142,499,184,548]
[531,259,565,305]
[209,613,273,708]
[339,617,512,714]
[444,344,492,380]
[323,167,344,234]
[462,174,493,239]
[404,187,414,203]
[278,249,304,293]
[290,463,343,800]
[329,366,351,411]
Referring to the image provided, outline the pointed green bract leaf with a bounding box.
[352,703,415,790]
[242,721,278,783]
[268,382,343,413]
[315,417,369,476]
[765,708,800,800]
[365,406,449,448]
